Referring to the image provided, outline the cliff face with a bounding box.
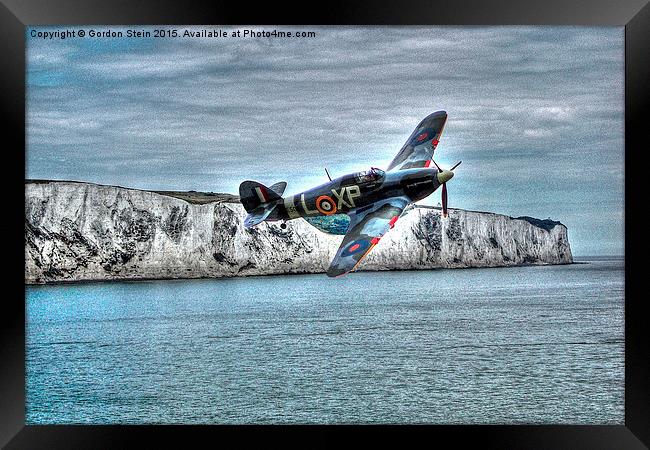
[25,181,573,284]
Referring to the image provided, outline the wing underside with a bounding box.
[302,214,351,235]
[386,110,448,172]
[326,196,410,277]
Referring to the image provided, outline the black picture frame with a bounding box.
[2,1,648,447]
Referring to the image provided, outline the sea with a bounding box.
[25,256,624,424]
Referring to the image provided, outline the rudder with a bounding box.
[239,180,283,213]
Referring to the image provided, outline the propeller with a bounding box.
[431,159,461,218]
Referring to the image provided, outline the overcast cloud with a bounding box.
[26,26,624,255]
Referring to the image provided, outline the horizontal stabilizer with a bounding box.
[244,203,279,228]
[269,181,287,196]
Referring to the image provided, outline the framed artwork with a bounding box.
[2,0,648,447]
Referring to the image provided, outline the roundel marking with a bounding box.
[412,127,437,145]
[415,131,429,142]
[341,239,370,257]
[316,195,337,215]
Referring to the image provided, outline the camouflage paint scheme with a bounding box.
[239,111,449,277]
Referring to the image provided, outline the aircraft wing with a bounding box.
[386,111,448,171]
[326,196,410,277]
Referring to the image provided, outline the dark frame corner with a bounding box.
[2,0,648,448]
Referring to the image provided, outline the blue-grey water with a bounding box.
[26,257,624,424]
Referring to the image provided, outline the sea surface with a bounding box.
[26,257,624,424]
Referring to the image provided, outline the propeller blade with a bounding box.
[442,182,448,218]
[430,158,443,172]
[450,160,462,171]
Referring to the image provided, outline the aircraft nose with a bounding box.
[436,170,454,184]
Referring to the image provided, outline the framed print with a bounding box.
[2,0,648,447]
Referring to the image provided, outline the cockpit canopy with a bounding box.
[355,167,385,184]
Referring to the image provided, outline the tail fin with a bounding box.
[239,180,286,228]
[239,180,283,213]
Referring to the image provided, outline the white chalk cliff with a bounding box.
[25,181,573,284]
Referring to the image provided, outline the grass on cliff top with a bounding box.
[26,179,240,205]
[25,180,563,230]
[153,190,240,205]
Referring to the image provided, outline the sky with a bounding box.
[26,26,624,256]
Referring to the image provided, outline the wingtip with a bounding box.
[326,269,348,278]
[327,263,356,277]
[421,110,448,124]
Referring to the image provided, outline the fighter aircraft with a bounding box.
[239,110,460,277]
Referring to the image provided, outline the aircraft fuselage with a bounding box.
[271,167,442,221]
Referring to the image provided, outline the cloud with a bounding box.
[26,26,624,255]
